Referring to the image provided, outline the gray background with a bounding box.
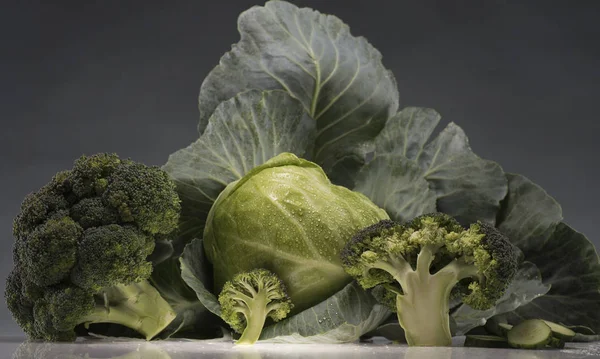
[1,0,598,337]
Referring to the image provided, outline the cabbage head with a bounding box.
[203,153,389,313]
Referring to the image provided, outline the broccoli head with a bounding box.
[341,213,518,347]
[6,153,181,341]
[218,268,293,345]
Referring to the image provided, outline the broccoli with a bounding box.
[341,213,518,347]
[218,268,293,345]
[5,153,182,341]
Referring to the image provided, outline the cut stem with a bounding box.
[85,281,176,340]
[236,291,269,345]
[395,248,465,347]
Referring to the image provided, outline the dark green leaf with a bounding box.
[197,0,399,179]
[354,154,436,222]
[494,174,600,333]
[180,238,221,317]
[362,316,407,343]
[151,256,223,339]
[496,173,563,253]
[452,261,550,335]
[356,107,507,224]
[419,123,507,224]
[504,223,600,332]
[259,281,391,343]
[374,107,440,161]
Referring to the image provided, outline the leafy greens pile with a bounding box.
[6,0,599,346]
[165,0,600,343]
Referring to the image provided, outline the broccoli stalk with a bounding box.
[384,244,478,346]
[341,214,518,347]
[77,282,176,339]
[219,269,293,345]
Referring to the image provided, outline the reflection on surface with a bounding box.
[9,338,600,359]
[13,341,171,359]
[404,347,452,359]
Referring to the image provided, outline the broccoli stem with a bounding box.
[396,270,456,346]
[237,291,269,345]
[394,245,475,347]
[84,281,176,340]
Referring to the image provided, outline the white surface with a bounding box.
[3,337,600,359]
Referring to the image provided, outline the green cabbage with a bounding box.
[203,152,389,313]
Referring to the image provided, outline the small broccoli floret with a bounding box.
[218,269,293,345]
[16,215,81,287]
[70,197,120,229]
[71,224,154,291]
[104,161,181,235]
[341,213,518,347]
[6,153,182,341]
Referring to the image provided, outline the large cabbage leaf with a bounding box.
[181,238,392,343]
[197,0,399,184]
[163,89,315,247]
[492,174,600,333]
[180,238,221,317]
[355,107,507,224]
[260,282,391,344]
[451,261,550,335]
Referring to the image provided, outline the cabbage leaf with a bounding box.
[451,261,550,335]
[197,0,399,184]
[491,174,600,333]
[259,282,391,344]
[355,107,507,224]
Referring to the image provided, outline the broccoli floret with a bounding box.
[6,153,182,341]
[218,269,293,345]
[341,213,518,347]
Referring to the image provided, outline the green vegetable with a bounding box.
[5,153,182,341]
[548,336,566,349]
[164,89,316,252]
[164,3,399,337]
[483,318,572,349]
[490,174,600,334]
[258,281,391,343]
[197,0,399,186]
[180,238,392,344]
[219,269,293,345]
[451,261,550,335]
[150,256,223,339]
[355,108,507,225]
[165,0,556,344]
[6,0,595,345]
[507,319,553,349]
[498,323,514,337]
[464,335,510,348]
[341,213,518,346]
[203,152,389,314]
[541,320,576,342]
